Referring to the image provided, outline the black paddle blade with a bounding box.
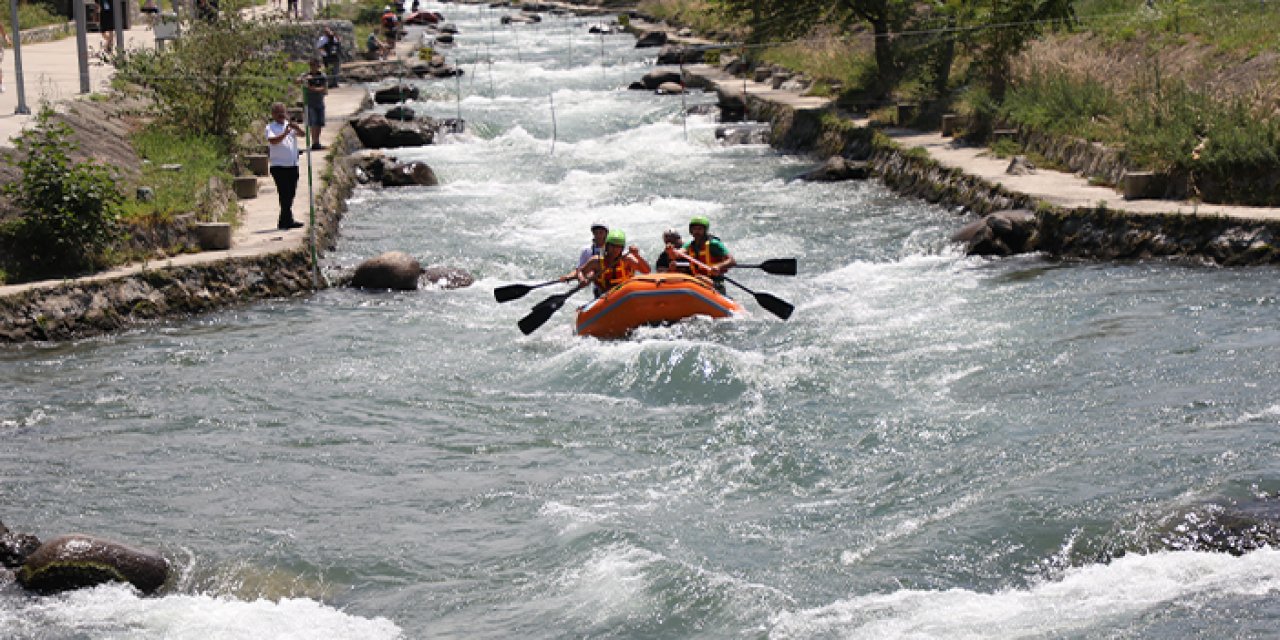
[517,304,559,335]
[517,286,584,335]
[494,284,534,303]
[755,258,797,276]
[753,292,795,320]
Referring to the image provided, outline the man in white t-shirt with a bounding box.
[560,221,608,282]
[265,102,306,230]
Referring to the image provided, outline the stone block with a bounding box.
[195,223,232,250]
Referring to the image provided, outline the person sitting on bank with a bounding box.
[683,215,735,292]
[654,228,692,274]
[366,31,392,60]
[577,230,651,296]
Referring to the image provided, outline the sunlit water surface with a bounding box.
[4,4,1280,638]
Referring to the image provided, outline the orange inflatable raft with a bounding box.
[575,273,744,339]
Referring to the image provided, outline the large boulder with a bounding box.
[381,161,439,187]
[373,84,421,104]
[634,30,667,48]
[17,534,169,595]
[422,266,475,289]
[656,45,704,65]
[798,156,870,182]
[351,251,425,290]
[351,114,435,149]
[951,209,1038,256]
[641,69,682,90]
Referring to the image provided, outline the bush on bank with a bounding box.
[0,108,123,282]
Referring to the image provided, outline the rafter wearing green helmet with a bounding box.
[605,230,627,247]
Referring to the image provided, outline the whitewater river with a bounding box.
[5,4,1280,638]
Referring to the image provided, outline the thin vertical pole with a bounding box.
[112,0,123,54]
[73,0,89,94]
[9,0,29,114]
[454,65,462,122]
[548,92,556,156]
[303,105,320,287]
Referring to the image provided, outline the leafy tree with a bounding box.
[713,0,1075,102]
[1,107,123,278]
[954,0,1076,101]
[113,1,297,145]
[713,0,915,98]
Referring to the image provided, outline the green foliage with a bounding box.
[1076,0,1280,52]
[17,2,66,30]
[0,108,123,279]
[1001,70,1118,139]
[113,5,296,146]
[122,129,233,223]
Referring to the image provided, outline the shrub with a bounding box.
[0,108,123,279]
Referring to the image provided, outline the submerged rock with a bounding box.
[798,156,869,182]
[422,266,474,289]
[1,520,41,569]
[17,534,169,595]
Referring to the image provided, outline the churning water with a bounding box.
[5,3,1280,638]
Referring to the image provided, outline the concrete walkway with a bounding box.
[0,25,155,144]
[676,46,1280,223]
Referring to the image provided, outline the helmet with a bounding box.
[689,215,710,230]
[590,221,608,232]
[605,230,626,247]
[662,228,681,242]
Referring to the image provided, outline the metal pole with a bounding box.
[548,91,556,156]
[73,0,90,94]
[304,105,320,287]
[9,0,29,114]
[113,0,124,55]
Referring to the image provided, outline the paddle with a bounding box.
[734,258,797,276]
[494,279,563,303]
[518,283,587,335]
[722,275,794,320]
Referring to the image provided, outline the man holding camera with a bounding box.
[265,102,306,231]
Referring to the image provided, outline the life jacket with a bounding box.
[684,236,723,276]
[381,11,397,31]
[593,254,635,292]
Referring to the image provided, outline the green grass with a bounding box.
[1074,0,1280,53]
[123,129,233,224]
[17,2,67,30]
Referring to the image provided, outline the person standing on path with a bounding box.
[300,58,327,151]
[316,26,341,88]
[265,102,306,230]
[0,20,9,93]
